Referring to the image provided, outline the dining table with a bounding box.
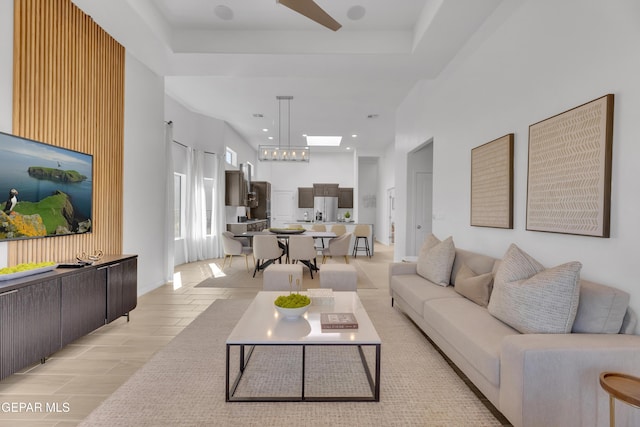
[232,230,336,273]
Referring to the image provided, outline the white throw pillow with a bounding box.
[488,244,582,334]
[416,234,456,286]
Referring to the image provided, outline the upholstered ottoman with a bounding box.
[320,264,357,291]
[263,264,303,291]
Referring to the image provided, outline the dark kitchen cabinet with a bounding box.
[298,187,314,208]
[313,183,339,197]
[338,187,354,208]
[225,170,248,206]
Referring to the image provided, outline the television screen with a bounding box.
[0,131,93,241]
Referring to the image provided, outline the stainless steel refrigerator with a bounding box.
[313,196,338,222]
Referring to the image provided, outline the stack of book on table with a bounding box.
[320,312,358,331]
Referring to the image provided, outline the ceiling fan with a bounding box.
[277,0,342,31]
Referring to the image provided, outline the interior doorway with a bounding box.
[406,141,433,255]
[387,187,396,244]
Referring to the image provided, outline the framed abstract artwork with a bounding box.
[526,94,614,237]
[470,134,514,229]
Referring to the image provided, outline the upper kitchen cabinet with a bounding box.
[298,187,314,208]
[338,187,354,208]
[225,170,247,206]
[313,183,339,197]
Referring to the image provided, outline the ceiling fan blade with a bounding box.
[277,0,342,31]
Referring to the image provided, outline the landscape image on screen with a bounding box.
[0,132,93,241]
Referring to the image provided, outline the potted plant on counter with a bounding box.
[344,211,351,222]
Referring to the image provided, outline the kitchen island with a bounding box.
[227,219,268,233]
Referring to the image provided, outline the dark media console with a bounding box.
[0,255,137,380]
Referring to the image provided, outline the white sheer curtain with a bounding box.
[185,148,207,262]
[163,122,175,283]
[211,154,226,258]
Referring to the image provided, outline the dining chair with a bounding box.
[252,234,285,277]
[221,231,254,272]
[288,235,319,279]
[322,232,352,264]
[330,224,346,236]
[311,223,327,248]
[352,224,371,258]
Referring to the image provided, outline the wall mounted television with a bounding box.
[0,131,93,242]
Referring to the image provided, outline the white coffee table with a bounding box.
[225,291,381,402]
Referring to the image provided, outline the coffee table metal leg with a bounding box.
[227,344,256,401]
[356,344,381,401]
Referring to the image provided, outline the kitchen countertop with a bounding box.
[226,219,267,225]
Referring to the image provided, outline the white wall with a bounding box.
[395,0,640,323]
[358,157,378,231]
[376,143,396,245]
[123,53,166,295]
[0,0,13,267]
[259,151,356,221]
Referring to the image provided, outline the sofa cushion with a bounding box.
[423,297,520,387]
[451,249,497,284]
[391,274,461,315]
[416,234,456,286]
[488,244,582,334]
[572,279,630,333]
[454,263,493,307]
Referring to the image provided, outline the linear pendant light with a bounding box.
[258,96,310,162]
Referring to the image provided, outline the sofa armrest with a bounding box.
[500,333,640,427]
[389,262,418,276]
[388,262,418,297]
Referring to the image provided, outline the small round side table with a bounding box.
[599,372,640,427]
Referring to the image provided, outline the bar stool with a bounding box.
[352,224,371,258]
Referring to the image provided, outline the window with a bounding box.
[204,177,214,236]
[174,173,186,239]
[225,147,237,167]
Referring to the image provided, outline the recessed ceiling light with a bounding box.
[346,147,352,150]
[214,5,234,21]
[347,5,366,21]
[306,136,342,146]
[351,134,358,138]
[268,136,274,140]
[262,128,268,132]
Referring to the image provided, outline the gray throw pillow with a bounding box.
[488,244,582,334]
[416,234,456,286]
[454,263,493,307]
[571,280,630,334]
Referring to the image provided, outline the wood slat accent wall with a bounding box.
[10,0,125,265]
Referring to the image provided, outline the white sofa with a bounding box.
[389,247,640,427]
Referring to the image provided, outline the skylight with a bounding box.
[305,136,342,146]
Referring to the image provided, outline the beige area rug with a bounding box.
[192,257,376,289]
[80,291,504,426]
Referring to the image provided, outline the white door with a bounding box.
[271,190,294,228]
[414,172,433,253]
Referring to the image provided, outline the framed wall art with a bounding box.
[526,94,614,237]
[470,133,514,229]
